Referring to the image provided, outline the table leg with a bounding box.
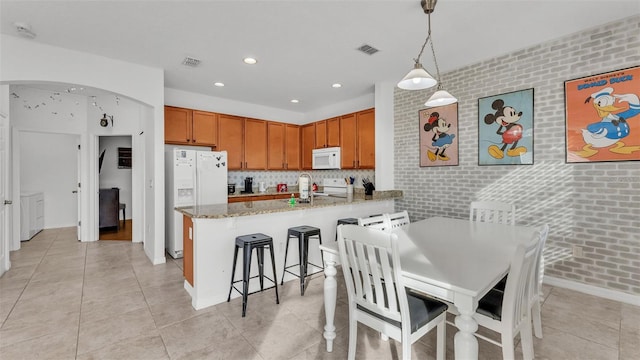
[453,307,479,360]
[323,259,337,352]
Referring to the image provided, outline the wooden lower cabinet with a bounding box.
[183,215,193,286]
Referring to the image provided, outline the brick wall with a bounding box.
[393,15,640,295]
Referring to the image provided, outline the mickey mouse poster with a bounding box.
[419,103,459,167]
[478,88,534,165]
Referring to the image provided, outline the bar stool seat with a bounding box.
[281,225,323,295]
[336,218,358,240]
[227,233,279,317]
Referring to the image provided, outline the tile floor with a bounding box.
[1,227,638,359]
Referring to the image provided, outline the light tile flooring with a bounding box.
[1,227,638,359]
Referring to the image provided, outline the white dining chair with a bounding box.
[385,210,410,229]
[469,201,516,225]
[529,224,549,339]
[357,214,390,231]
[471,227,541,360]
[337,224,448,360]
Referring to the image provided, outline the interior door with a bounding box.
[76,143,81,240]
[0,110,9,274]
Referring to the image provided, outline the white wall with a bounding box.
[19,131,78,228]
[2,35,165,264]
[99,136,132,219]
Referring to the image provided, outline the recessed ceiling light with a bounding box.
[243,57,257,65]
[290,99,299,103]
[214,82,225,87]
[332,83,342,88]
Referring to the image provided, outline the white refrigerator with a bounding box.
[165,148,228,259]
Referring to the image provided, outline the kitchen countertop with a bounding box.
[178,190,402,219]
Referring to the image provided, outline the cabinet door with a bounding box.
[244,118,267,170]
[357,109,376,168]
[327,117,341,147]
[315,120,327,148]
[285,124,300,170]
[164,106,192,144]
[301,123,315,169]
[218,114,244,170]
[340,113,357,169]
[192,110,218,147]
[267,122,285,170]
[183,215,193,286]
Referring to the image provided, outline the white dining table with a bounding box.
[319,216,538,360]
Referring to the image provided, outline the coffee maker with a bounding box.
[242,177,253,194]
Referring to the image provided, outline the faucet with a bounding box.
[298,172,313,205]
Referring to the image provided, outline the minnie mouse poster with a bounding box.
[419,103,459,167]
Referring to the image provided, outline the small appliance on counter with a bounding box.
[227,183,235,195]
[277,183,288,192]
[241,177,254,194]
[258,181,266,193]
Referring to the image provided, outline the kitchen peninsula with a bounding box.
[176,191,401,310]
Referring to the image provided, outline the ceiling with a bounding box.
[2,0,639,113]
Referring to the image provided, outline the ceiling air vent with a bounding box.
[357,44,379,55]
[182,56,201,67]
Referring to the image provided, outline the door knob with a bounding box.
[4,200,12,205]
[72,190,78,193]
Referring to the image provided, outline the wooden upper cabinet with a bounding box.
[267,122,285,170]
[165,106,192,144]
[340,113,357,169]
[315,118,340,148]
[244,118,268,170]
[165,106,218,147]
[301,123,315,170]
[218,114,244,170]
[357,109,375,169]
[191,110,218,147]
[285,124,300,170]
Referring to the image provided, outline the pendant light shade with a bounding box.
[425,89,457,107]
[398,63,437,90]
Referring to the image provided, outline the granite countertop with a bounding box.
[178,190,403,219]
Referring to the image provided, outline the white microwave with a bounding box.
[312,147,341,169]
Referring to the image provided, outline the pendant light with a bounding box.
[399,0,457,107]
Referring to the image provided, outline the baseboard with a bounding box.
[544,276,640,306]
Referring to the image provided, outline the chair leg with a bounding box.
[401,332,411,360]
[347,317,358,360]
[281,236,291,285]
[242,244,252,317]
[227,245,239,302]
[501,333,516,360]
[299,235,307,295]
[257,246,265,291]
[532,299,543,338]
[436,319,446,360]
[521,316,535,360]
[268,244,279,304]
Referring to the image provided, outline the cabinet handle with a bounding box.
[192,138,196,143]
[240,162,243,168]
[357,160,359,168]
[4,200,12,205]
[352,160,355,167]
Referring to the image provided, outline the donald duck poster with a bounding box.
[565,66,640,163]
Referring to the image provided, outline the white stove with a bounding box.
[314,178,348,198]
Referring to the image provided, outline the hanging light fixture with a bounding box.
[399,0,458,107]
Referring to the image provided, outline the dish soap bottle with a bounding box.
[289,194,296,208]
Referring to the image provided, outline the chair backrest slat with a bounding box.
[358,214,389,231]
[385,210,410,229]
[470,201,516,225]
[337,224,404,322]
[502,228,542,332]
